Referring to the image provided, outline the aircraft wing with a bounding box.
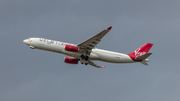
[77,26,112,55]
[88,61,105,68]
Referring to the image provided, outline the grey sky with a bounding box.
[0,0,180,101]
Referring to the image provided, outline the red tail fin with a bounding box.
[127,43,153,61]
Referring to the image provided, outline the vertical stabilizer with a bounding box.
[127,43,153,61]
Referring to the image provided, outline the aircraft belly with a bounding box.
[89,52,100,60]
[94,50,128,63]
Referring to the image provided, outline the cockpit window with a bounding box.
[28,38,32,42]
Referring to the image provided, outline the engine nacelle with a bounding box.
[65,45,78,52]
[29,45,35,49]
[64,57,78,64]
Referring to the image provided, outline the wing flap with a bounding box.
[77,26,112,54]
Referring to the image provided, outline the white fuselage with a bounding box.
[23,38,135,63]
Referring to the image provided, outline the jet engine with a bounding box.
[65,45,78,52]
[64,57,78,64]
[29,45,35,49]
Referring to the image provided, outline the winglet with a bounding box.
[101,66,105,68]
[107,26,112,30]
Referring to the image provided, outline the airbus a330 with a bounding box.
[23,26,153,68]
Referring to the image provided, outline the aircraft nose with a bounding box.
[23,39,28,44]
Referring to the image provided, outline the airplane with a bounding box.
[23,26,153,68]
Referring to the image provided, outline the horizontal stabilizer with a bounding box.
[141,61,148,65]
[136,53,152,60]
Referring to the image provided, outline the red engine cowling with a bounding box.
[65,45,78,52]
[64,57,78,64]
